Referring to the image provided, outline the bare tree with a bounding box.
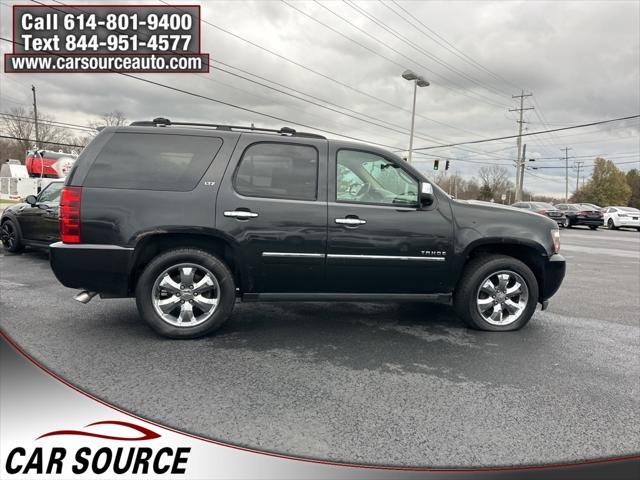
[89,110,128,129]
[1,106,70,162]
[478,165,513,200]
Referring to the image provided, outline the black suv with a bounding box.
[49,118,566,338]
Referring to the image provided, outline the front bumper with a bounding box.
[539,254,566,302]
[49,242,134,296]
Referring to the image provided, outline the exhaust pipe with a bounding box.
[74,290,97,304]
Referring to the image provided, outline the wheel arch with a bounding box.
[458,238,548,301]
[1,213,24,238]
[128,230,245,295]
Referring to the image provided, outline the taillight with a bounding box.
[59,186,82,243]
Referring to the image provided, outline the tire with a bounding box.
[607,219,618,230]
[561,217,570,228]
[453,255,539,332]
[135,248,236,339]
[1,219,24,253]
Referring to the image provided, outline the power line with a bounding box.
[530,159,639,168]
[341,0,509,109]
[388,0,520,92]
[157,0,507,147]
[41,0,421,144]
[377,0,513,99]
[0,113,95,133]
[0,35,402,149]
[0,134,84,148]
[38,0,515,159]
[326,0,510,105]
[413,114,640,150]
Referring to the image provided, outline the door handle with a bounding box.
[335,217,366,225]
[224,210,259,219]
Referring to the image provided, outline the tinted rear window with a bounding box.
[84,132,223,191]
[233,142,318,200]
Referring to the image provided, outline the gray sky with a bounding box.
[1,0,639,197]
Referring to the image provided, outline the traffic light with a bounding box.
[445,160,450,171]
[433,159,439,170]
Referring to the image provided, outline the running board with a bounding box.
[241,293,452,303]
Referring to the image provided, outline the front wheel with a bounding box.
[135,248,236,339]
[561,217,570,228]
[453,255,539,331]
[1,219,24,253]
[607,219,618,230]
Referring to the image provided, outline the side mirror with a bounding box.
[419,182,434,207]
[37,203,50,210]
[25,195,38,206]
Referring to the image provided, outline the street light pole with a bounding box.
[408,79,417,163]
[402,70,429,163]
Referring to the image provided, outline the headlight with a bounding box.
[551,229,560,254]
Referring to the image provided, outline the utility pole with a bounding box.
[31,85,40,149]
[509,90,533,201]
[519,143,527,197]
[561,147,572,202]
[575,160,585,192]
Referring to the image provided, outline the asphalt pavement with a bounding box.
[1,226,638,467]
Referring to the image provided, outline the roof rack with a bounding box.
[129,117,326,139]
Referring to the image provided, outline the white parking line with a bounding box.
[560,233,640,244]
[560,244,640,258]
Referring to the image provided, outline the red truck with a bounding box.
[25,150,77,178]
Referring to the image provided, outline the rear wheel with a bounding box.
[561,217,570,228]
[454,255,539,331]
[135,248,236,339]
[1,219,24,253]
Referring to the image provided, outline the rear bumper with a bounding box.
[574,218,603,226]
[539,254,566,302]
[49,242,133,296]
[616,219,640,227]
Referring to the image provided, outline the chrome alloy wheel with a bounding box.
[0,222,16,249]
[151,263,220,327]
[476,270,529,326]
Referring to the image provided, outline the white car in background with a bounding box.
[603,206,640,231]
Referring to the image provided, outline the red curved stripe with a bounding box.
[37,420,160,441]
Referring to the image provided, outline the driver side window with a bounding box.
[336,150,418,206]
